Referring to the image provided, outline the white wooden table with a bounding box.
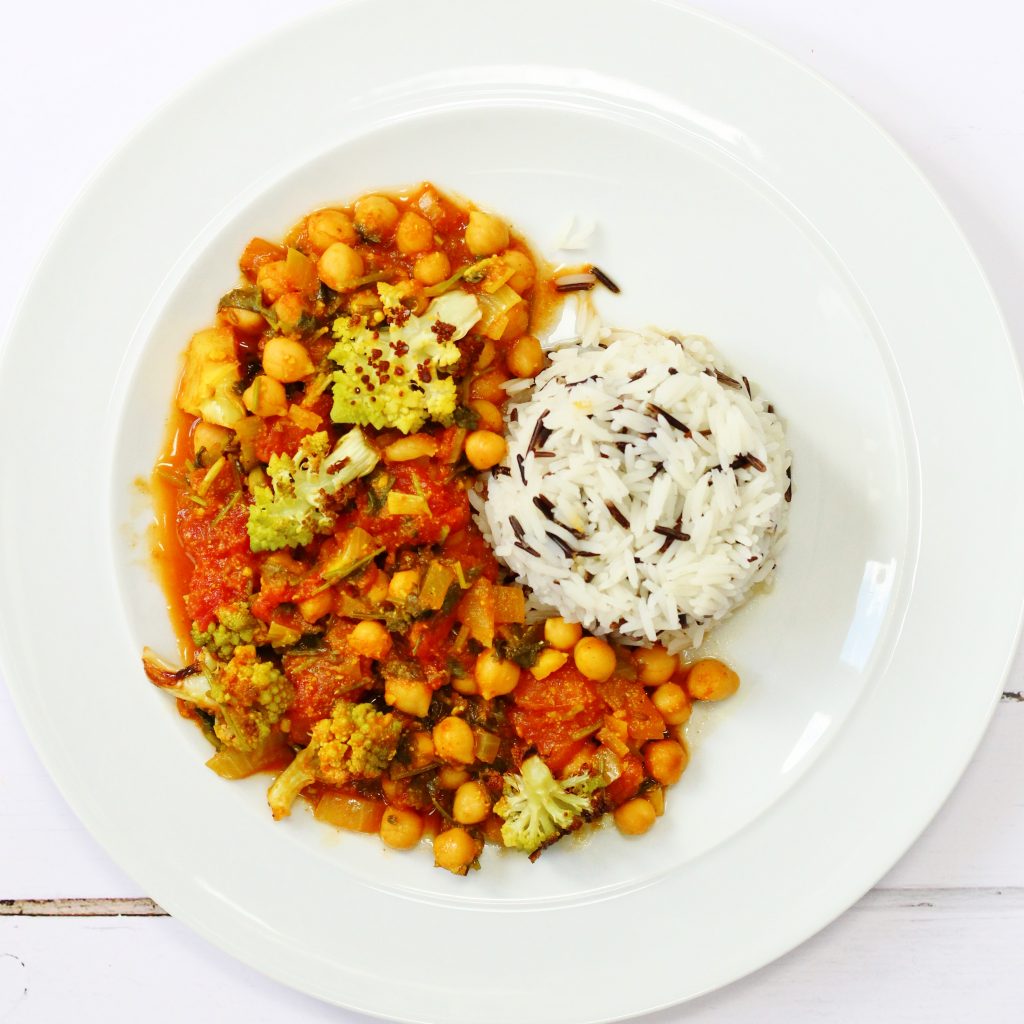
[3,1,1023,1019]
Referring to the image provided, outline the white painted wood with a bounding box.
[1,889,1021,1022]
[2,0,1024,1020]
[0,685,145,899]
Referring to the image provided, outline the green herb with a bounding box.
[439,582,462,617]
[366,471,394,516]
[494,625,545,669]
[156,468,185,487]
[218,286,279,330]
[452,405,479,430]
[211,489,241,526]
[422,258,492,297]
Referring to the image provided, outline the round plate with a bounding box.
[1,2,1022,1021]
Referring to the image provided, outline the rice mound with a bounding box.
[474,319,792,653]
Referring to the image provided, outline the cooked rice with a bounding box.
[473,310,791,653]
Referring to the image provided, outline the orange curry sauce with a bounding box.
[148,183,709,868]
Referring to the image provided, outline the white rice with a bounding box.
[473,309,792,653]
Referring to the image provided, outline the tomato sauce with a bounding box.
[145,182,718,874]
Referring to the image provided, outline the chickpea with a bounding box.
[272,291,306,330]
[432,716,475,765]
[453,781,492,825]
[502,249,536,294]
[433,827,479,874]
[380,807,424,850]
[384,676,432,718]
[354,194,399,240]
[413,250,451,286]
[297,591,333,623]
[192,421,232,462]
[407,730,435,769]
[544,617,583,651]
[644,739,687,786]
[651,682,691,726]
[573,636,617,682]
[365,572,389,606]
[306,208,357,251]
[469,367,509,404]
[468,398,502,432]
[465,210,509,256]
[256,260,290,304]
[529,648,568,680]
[635,645,679,686]
[464,430,507,471]
[262,337,314,383]
[437,766,471,790]
[387,569,421,603]
[614,797,657,836]
[243,374,288,417]
[348,287,383,316]
[559,743,599,779]
[219,305,265,333]
[474,649,520,700]
[383,433,439,462]
[507,334,545,378]
[348,620,392,660]
[450,671,478,696]
[475,341,496,371]
[395,211,434,254]
[499,302,530,343]
[686,658,740,702]
[317,242,365,292]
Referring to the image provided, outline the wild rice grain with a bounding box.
[590,265,621,293]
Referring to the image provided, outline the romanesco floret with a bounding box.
[247,427,379,552]
[494,755,608,856]
[267,699,403,819]
[329,287,481,434]
[190,602,263,659]
[142,646,292,754]
[206,645,293,752]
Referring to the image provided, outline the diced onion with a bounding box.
[314,792,386,833]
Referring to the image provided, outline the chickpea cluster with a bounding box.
[539,619,740,839]
[222,185,547,480]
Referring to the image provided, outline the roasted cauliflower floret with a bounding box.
[494,755,607,856]
[246,428,379,552]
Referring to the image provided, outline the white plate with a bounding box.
[1,1,1022,1021]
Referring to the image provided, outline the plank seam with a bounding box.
[0,898,167,917]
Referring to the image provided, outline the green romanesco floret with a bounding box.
[190,602,264,659]
[142,646,292,754]
[267,699,403,820]
[329,287,481,434]
[205,645,293,752]
[494,755,608,856]
[247,427,379,552]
